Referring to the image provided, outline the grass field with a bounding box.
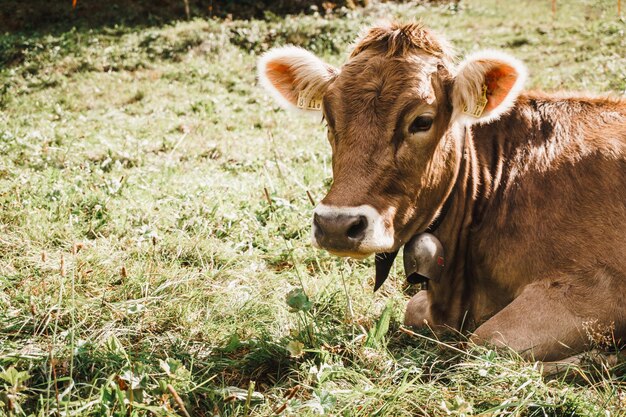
[1,0,625,415]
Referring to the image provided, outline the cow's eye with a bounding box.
[409,116,434,134]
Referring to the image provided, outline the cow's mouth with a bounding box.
[325,249,370,259]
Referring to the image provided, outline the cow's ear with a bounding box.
[258,46,338,112]
[452,50,526,124]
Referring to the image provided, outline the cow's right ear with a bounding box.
[257,46,338,112]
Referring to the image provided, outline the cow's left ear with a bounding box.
[452,50,527,124]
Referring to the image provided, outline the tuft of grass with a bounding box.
[0,0,625,415]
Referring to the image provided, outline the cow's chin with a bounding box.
[325,249,371,259]
[315,239,399,259]
[311,231,398,259]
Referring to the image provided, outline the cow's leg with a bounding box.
[540,353,585,377]
[404,291,432,329]
[471,282,592,361]
[541,350,624,378]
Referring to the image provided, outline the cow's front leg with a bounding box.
[541,350,624,377]
[471,281,595,361]
[404,290,432,329]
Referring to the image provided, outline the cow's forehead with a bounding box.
[338,52,437,93]
[325,53,441,131]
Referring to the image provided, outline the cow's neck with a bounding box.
[427,124,483,330]
[426,99,562,329]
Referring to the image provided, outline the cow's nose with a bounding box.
[313,212,368,248]
[311,204,395,255]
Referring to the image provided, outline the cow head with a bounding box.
[258,22,526,258]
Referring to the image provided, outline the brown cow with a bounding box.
[257,22,626,361]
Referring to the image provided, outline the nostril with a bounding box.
[346,216,367,239]
[313,213,324,237]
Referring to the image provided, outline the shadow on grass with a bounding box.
[0,0,361,35]
[1,0,193,35]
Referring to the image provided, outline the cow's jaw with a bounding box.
[311,204,396,258]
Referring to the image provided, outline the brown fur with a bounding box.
[351,22,454,62]
[321,24,626,360]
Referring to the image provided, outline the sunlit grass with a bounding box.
[0,0,625,415]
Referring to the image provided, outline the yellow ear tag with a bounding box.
[463,84,488,118]
[297,91,323,111]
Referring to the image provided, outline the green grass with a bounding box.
[1,0,625,415]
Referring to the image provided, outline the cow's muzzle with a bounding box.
[313,212,367,252]
[311,204,395,255]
